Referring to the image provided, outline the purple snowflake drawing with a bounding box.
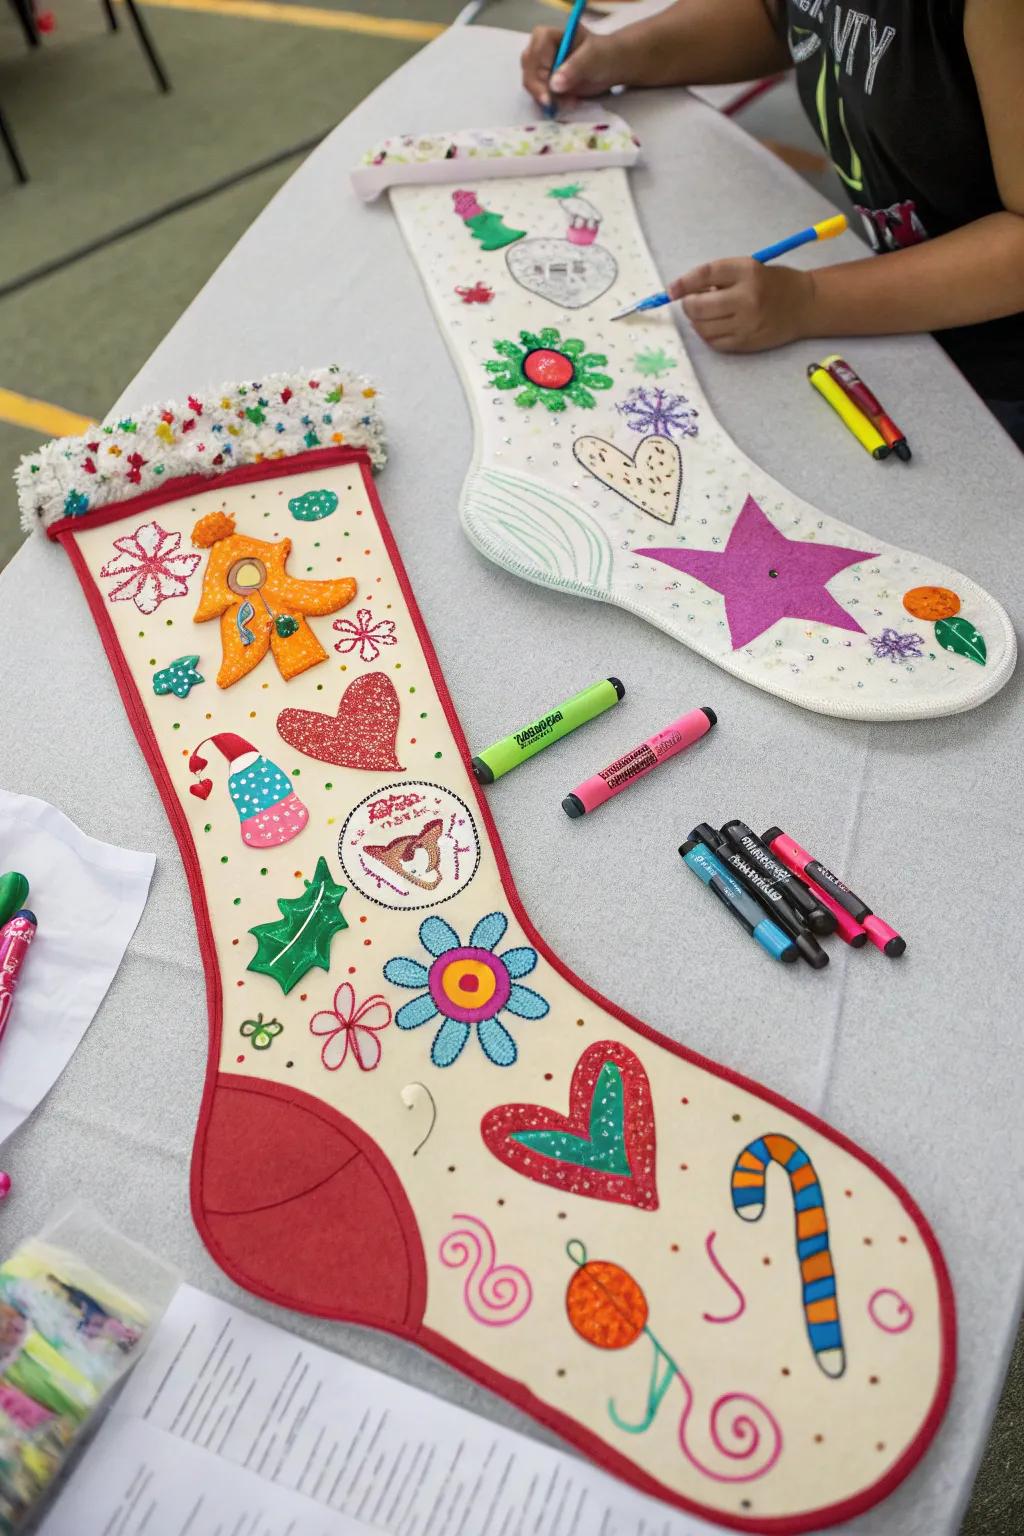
[616,386,699,439]
[870,628,925,663]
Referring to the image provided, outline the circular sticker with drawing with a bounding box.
[339,781,481,911]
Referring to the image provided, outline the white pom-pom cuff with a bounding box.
[16,366,386,534]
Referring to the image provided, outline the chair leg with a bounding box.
[101,0,120,30]
[0,104,29,185]
[121,0,171,93]
[11,0,41,48]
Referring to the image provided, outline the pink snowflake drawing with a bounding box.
[309,983,392,1071]
[99,520,201,615]
[333,607,398,663]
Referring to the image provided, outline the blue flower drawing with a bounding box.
[383,911,549,1068]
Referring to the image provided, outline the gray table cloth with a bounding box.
[2,27,1021,1535]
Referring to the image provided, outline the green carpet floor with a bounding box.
[0,4,1019,1526]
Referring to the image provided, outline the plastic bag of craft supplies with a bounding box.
[0,1206,178,1532]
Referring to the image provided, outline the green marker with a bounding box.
[472,678,625,785]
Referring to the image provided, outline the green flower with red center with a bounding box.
[485,327,613,412]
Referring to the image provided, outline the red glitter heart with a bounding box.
[190,779,213,800]
[276,673,404,772]
[481,1041,658,1209]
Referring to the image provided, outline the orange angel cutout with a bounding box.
[191,512,356,688]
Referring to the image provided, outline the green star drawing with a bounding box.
[633,347,678,379]
[152,654,204,698]
[548,183,584,200]
[485,328,613,412]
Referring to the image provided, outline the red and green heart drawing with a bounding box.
[481,1040,657,1209]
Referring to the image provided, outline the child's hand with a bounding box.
[521,25,620,111]
[668,259,816,352]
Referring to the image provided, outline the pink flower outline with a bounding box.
[332,607,398,663]
[99,520,201,615]
[309,982,392,1071]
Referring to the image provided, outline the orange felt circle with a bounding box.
[566,1261,648,1349]
[902,586,961,621]
[440,958,498,1008]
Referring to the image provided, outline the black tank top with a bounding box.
[775,0,1023,399]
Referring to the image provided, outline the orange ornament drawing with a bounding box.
[192,511,356,688]
[902,586,961,622]
[565,1242,648,1350]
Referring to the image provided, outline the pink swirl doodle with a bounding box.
[701,1231,747,1324]
[868,1288,915,1334]
[676,1367,782,1483]
[439,1214,533,1327]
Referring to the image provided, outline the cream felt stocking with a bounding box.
[32,374,954,1534]
[385,152,1015,720]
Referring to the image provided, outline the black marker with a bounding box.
[690,826,829,969]
[719,820,836,936]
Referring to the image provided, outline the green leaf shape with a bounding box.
[935,615,987,666]
[288,489,338,522]
[247,856,348,994]
[515,386,540,408]
[510,1062,631,1175]
[548,183,583,200]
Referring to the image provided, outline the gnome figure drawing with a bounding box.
[506,187,618,308]
[191,511,357,687]
[189,733,309,848]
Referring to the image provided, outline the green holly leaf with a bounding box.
[935,615,987,666]
[247,857,348,994]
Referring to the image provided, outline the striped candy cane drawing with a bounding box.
[731,1135,845,1378]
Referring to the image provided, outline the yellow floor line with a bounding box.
[117,0,445,40]
[0,389,95,438]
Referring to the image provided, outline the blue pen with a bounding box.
[544,0,588,119]
[679,840,797,964]
[610,213,848,320]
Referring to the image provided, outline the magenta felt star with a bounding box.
[639,495,877,650]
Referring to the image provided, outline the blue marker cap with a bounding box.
[752,915,796,962]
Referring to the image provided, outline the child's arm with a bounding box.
[671,0,1024,353]
[521,0,790,112]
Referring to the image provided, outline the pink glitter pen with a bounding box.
[0,910,37,1041]
[562,708,716,817]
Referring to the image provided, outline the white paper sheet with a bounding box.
[43,1285,721,1535]
[0,792,154,1143]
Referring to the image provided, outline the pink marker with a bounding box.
[562,708,716,817]
[762,829,905,957]
[767,844,868,948]
[0,909,37,1040]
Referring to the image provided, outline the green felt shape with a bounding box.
[152,655,204,698]
[247,857,348,994]
[511,1061,631,1175]
[288,489,338,522]
[935,615,987,666]
[466,210,525,252]
[0,872,30,928]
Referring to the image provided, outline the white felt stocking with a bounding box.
[389,165,1015,720]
